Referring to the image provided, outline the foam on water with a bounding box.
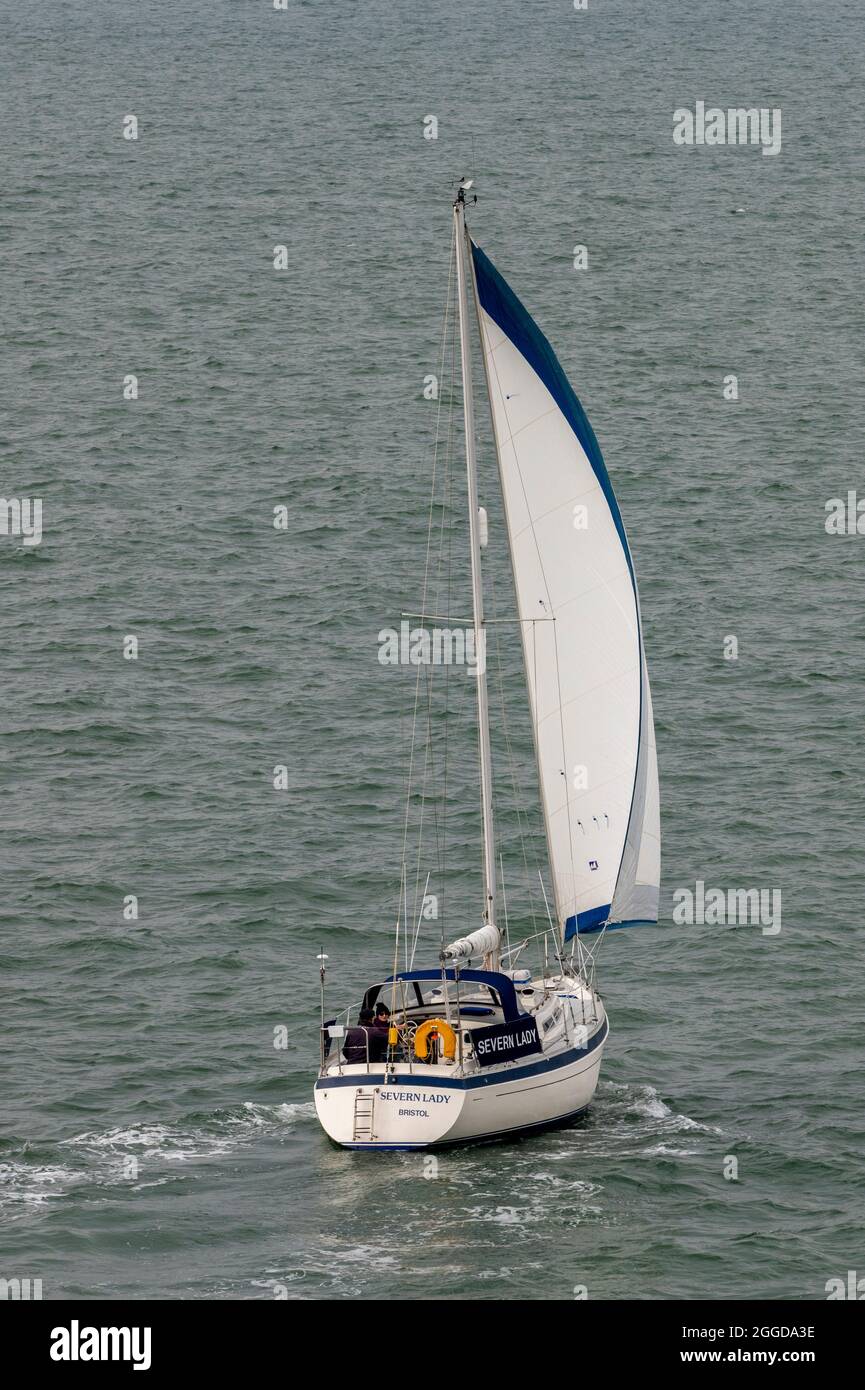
[0,1103,314,1213]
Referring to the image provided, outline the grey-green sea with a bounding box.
[2,0,864,1301]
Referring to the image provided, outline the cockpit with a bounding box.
[320,967,547,1074]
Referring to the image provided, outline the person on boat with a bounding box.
[343,1008,374,1065]
[368,1003,392,1062]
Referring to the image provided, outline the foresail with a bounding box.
[608,653,660,930]
[470,240,659,941]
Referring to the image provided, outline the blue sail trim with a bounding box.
[564,903,610,941]
[565,912,655,939]
[471,240,635,583]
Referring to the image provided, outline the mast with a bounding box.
[454,183,497,960]
[466,217,563,947]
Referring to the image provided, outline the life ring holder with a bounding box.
[413,1017,457,1062]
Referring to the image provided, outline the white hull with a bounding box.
[315,1012,607,1151]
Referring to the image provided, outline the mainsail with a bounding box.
[470,239,660,940]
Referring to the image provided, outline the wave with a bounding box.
[0,1102,315,1214]
[599,1080,714,1135]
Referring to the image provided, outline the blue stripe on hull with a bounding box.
[315,1018,608,1092]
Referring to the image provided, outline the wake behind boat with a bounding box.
[313,181,659,1150]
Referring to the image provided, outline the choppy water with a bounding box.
[2,0,864,1300]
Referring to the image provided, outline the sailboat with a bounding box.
[313,182,660,1150]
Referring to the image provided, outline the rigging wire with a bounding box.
[392,226,456,1001]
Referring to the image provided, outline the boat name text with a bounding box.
[379,1090,450,1104]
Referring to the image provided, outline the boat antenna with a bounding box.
[453,175,477,209]
[316,950,329,1032]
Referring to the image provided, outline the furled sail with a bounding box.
[442,924,501,962]
[470,240,660,940]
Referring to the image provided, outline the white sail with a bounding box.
[470,240,659,940]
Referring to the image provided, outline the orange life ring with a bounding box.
[414,1017,457,1061]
